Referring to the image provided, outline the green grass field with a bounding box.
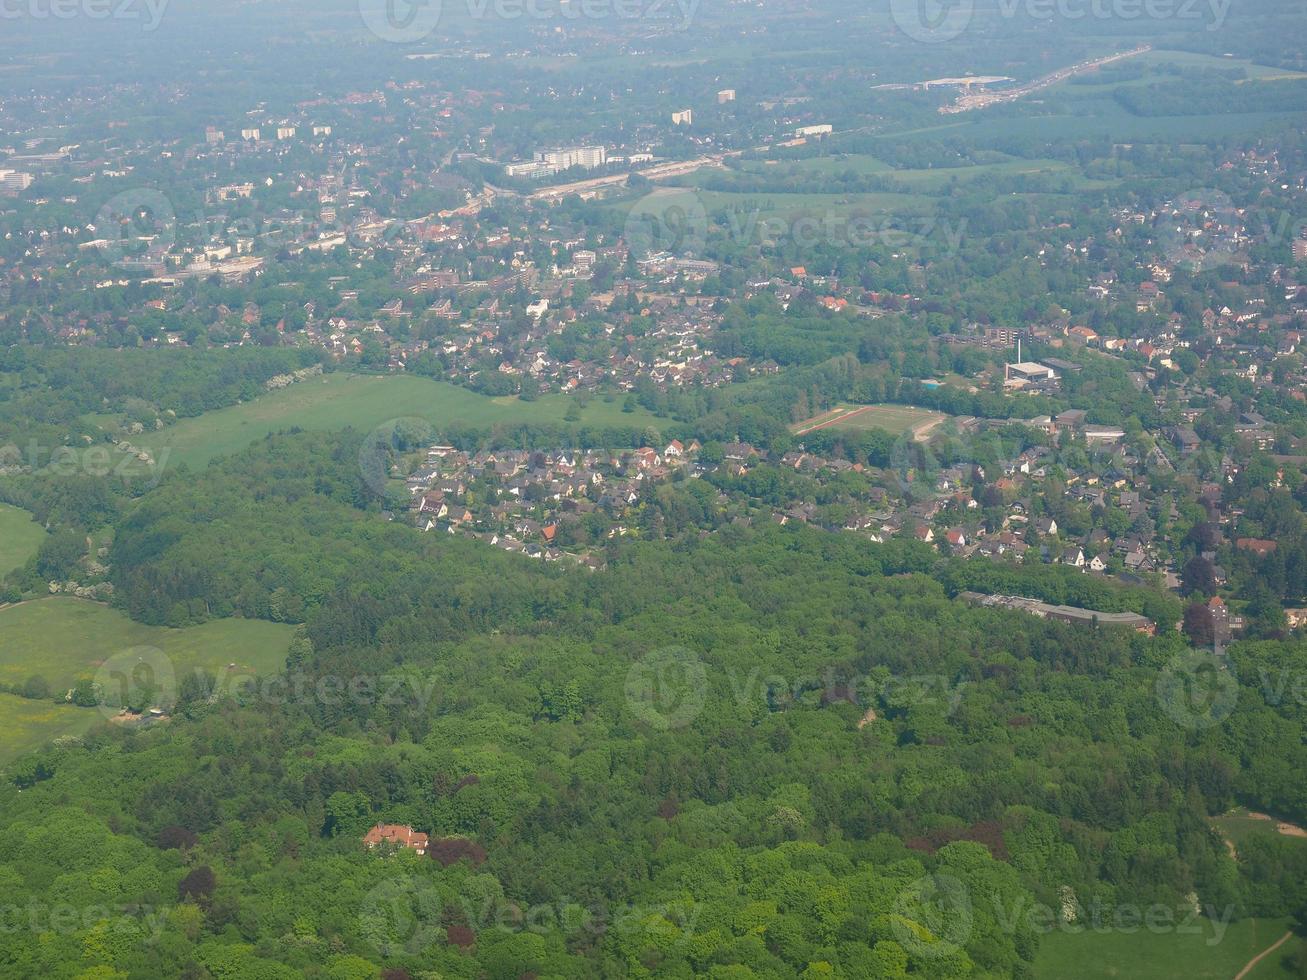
[0,693,101,764]
[0,503,45,577]
[1129,49,1307,82]
[0,598,295,764]
[744,154,1093,190]
[1033,916,1300,980]
[115,373,667,471]
[1212,807,1307,854]
[0,597,294,694]
[793,403,947,437]
[697,189,935,218]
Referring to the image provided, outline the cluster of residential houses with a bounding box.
[404,439,703,565]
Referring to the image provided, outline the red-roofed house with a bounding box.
[364,824,430,856]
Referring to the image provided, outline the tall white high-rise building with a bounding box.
[534,146,607,171]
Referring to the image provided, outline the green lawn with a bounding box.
[0,597,294,695]
[0,692,101,765]
[1033,916,1300,979]
[117,373,667,471]
[0,503,45,577]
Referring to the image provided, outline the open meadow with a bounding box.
[0,503,45,577]
[113,373,667,471]
[0,597,294,695]
[0,598,295,764]
[0,693,100,765]
[1033,915,1301,980]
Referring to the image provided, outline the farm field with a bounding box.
[0,597,294,697]
[1032,915,1300,980]
[0,503,44,577]
[793,403,948,438]
[115,373,668,471]
[0,693,100,765]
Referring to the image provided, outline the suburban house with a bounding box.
[363,824,430,856]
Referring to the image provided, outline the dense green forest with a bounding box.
[2,429,1306,977]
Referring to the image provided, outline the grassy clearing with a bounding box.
[1211,807,1307,854]
[0,503,45,577]
[115,373,666,471]
[0,693,100,765]
[1033,916,1299,980]
[0,597,294,694]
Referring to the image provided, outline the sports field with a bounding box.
[793,403,947,438]
[0,503,45,577]
[116,373,666,471]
